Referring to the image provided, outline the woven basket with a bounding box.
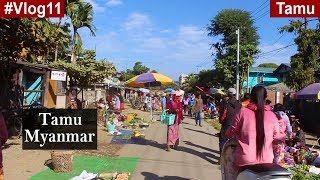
[51,151,74,172]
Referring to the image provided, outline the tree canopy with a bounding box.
[0,18,70,63]
[180,69,224,92]
[207,9,260,88]
[120,61,151,81]
[50,58,116,88]
[258,63,279,68]
[281,19,320,90]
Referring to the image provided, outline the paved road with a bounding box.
[119,116,222,180]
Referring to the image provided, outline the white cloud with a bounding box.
[83,32,124,53]
[90,15,214,79]
[160,29,172,33]
[123,25,214,74]
[123,13,152,31]
[106,0,123,7]
[85,0,105,13]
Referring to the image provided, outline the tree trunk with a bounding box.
[54,45,59,62]
[70,29,77,64]
[81,88,84,109]
[54,17,62,62]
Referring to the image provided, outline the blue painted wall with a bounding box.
[243,70,279,88]
[22,72,43,106]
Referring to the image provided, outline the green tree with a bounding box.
[281,19,320,90]
[81,49,96,60]
[120,69,135,81]
[34,19,71,62]
[258,63,279,68]
[132,62,150,75]
[207,9,260,88]
[120,62,150,81]
[181,74,199,92]
[151,70,158,73]
[50,59,116,87]
[69,1,96,63]
[197,69,224,89]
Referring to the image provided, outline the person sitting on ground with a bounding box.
[272,103,291,166]
[294,125,306,147]
[273,103,292,138]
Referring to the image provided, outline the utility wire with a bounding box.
[253,10,270,21]
[257,43,295,57]
[250,0,269,15]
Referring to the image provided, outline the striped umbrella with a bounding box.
[125,73,173,88]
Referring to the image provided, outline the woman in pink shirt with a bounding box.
[225,86,280,172]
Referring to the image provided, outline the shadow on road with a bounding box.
[134,138,219,165]
[183,141,220,154]
[141,172,191,180]
[184,127,219,137]
[3,142,20,149]
[182,122,192,125]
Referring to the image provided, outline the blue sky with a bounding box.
[77,0,297,80]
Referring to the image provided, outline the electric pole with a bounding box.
[236,28,240,100]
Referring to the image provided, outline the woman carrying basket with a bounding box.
[166,93,184,151]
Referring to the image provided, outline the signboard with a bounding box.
[51,71,67,81]
[57,81,66,95]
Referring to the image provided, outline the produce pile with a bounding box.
[204,116,221,131]
[122,114,149,130]
[280,143,320,179]
[286,164,320,180]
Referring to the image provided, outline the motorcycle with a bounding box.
[220,138,292,180]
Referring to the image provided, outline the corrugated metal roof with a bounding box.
[250,67,277,73]
[266,82,294,93]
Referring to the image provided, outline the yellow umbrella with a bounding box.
[125,76,145,88]
[125,73,173,87]
[217,89,225,95]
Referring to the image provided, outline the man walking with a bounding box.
[193,94,203,127]
[218,88,241,153]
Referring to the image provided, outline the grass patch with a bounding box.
[30,155,138,180]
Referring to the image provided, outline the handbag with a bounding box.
[160,110,175,125]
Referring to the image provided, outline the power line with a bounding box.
[250,0,269,15]
[253,10,270,21]
[257,43,295,57]
[272,33,285,44]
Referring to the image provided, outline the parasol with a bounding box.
[125,72,174,121]
[210,88,225,95]
[296,83,320,100]
[125,73,173,88]
[164,88,175,94]
[138,88,150,93]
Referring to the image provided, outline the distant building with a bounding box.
[179,74,188,85]
[273,63,291,82]
[242,67,279,89]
